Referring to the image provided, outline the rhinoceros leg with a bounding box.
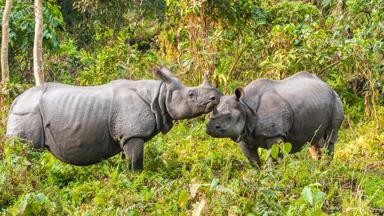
[308,134,326,160]
[122,138,145,171]
[309,128,338,160]
[239,141,261,167]
[324,94,344,157]
[324,128,338,156]
[309,144,321,160]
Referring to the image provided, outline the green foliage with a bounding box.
[0,0,64,83]
[287,183,327,215]
[271,143,280,159]
[268,141,292,160]
[0,114,383,214]
[1,0,64,50]
[9,192,57,215]
[76,31,158,85]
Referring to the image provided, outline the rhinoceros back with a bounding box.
[7,86,45,149]
[39,83,119,165]
[275,72,337,148]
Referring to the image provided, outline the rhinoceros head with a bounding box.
[206,88,247,139]
[154,67,222,120]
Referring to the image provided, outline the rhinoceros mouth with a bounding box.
[201,100,219,114]
[206,129,226,138]
[204,102,215,113]
[205,122,226,137]
[205,127,217,137]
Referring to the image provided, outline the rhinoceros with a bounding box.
[206,72,344,166]
[6,67,222,170]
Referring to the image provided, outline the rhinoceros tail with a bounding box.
[332,92,344,130]
[324,91,344,154]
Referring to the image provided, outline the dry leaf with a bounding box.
[192,198,206,216]
[190,183,201,199]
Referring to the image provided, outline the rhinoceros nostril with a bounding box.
[215,125,221,129]
[210,96,216,101]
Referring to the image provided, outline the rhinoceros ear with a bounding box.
[235,87,245,101]
[153,66,173,84]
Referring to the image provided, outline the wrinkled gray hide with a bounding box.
[206,72,344,166]
[7,67,222,170]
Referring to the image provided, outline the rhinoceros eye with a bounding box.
[227,115,232,120]
[188,90,195,98]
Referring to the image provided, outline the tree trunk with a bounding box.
[33,0,44,86]
[1,0,13,83]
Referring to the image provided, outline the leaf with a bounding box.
[35,193,47,203]
[311,207,326,216]
[307,183,322,188]
[18,193,31,215]
[192,198,206,216]
[209,178,235,195]
[313,191,326,206]
[214,185,236,195]
[218,74,228,88]
[210,178,219,189]
[178,190,189,209]
[271,144,279,159]
[301,187,313,206]
[281,143,292,154]
[321,0,331,7]
[190,183,201,199]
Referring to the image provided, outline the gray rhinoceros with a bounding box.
[206,72,344,166]
[7,67,222,170]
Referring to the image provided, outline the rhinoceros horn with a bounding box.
[203,72,213,87]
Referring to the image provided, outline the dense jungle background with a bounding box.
[0,0,383,215]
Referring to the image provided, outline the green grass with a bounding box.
[0,108,383,215]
